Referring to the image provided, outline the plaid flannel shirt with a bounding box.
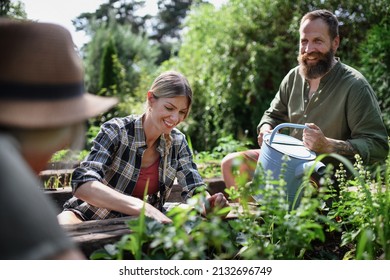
[63,114,205,220]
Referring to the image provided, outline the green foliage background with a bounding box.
[164,0,389,151]
[6,0,388,153]
[3,0,389,260]
[69,0,390,153]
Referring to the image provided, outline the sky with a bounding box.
[19,0,225,49]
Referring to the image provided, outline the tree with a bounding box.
[165,0,302,150]
[359,18,390,129]
[151,0,204,62]
[164,0,390,151]
[74,0,205,64]
[1,0,26,18]
[75,0,389,151]
[83,18,160,92]
[0,0,10,15]
[82,20,160,128]
[99,38,122,94]
[73,0,148,35]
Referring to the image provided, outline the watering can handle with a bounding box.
[269,123,308,144]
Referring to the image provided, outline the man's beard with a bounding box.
[298,49,334,80]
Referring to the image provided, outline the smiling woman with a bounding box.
[57,70,230,225]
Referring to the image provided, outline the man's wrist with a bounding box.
[328,138,357,156]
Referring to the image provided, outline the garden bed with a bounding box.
[41,156,390,260]
[60,202,258,257]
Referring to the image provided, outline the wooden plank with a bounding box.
[63,217,132,237]
[39,169,74,176]
[62,217,133,256]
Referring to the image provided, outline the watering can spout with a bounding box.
[295,160,326,178]
[314,161,326,176]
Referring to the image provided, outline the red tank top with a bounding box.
[131,158,160,199]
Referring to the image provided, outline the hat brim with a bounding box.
[0,93,118,128]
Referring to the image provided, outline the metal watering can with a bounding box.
[252,123,325,209]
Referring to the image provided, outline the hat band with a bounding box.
[0,82,84,100]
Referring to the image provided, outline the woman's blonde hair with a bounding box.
[148,70,193,118]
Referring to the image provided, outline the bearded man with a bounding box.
[221,9,389,193]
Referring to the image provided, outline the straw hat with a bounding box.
[0,18,118,128]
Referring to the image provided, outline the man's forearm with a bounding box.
[327,138,357,156]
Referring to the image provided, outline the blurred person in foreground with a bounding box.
[0,18,118,259]
[221,9,389,192]
[58,70,229,225]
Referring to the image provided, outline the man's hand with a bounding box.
[303,123,357,156]
[257,124,273,147]
[302,123,331,153]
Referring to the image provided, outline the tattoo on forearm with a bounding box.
[333,141,357,156]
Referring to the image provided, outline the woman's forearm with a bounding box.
[74,181,143,215]
[74,181,171,223]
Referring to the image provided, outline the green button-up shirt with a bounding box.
[259,59,389,164]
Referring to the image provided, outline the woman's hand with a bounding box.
[205,192,230,217]
[75,181,172,223]
[208,192,229,208]
[144,203,172,224]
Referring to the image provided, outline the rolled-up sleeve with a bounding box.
[71,121,119,192]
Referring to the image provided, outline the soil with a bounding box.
[304,231,354,260]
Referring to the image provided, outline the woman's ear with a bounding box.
[147,91,155,103]
[147,91,154,107]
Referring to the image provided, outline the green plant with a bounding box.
[88,145,390,260]
[43,175,62,189]
[91,159,331,260]
[328,153,390,259]
[147,196,235,260]
[226,155,333,260]
[50,149,71,162]
[50,149,87,163]
[91,184,153,260]
[91,189,234,260]
[192,135,253,179]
